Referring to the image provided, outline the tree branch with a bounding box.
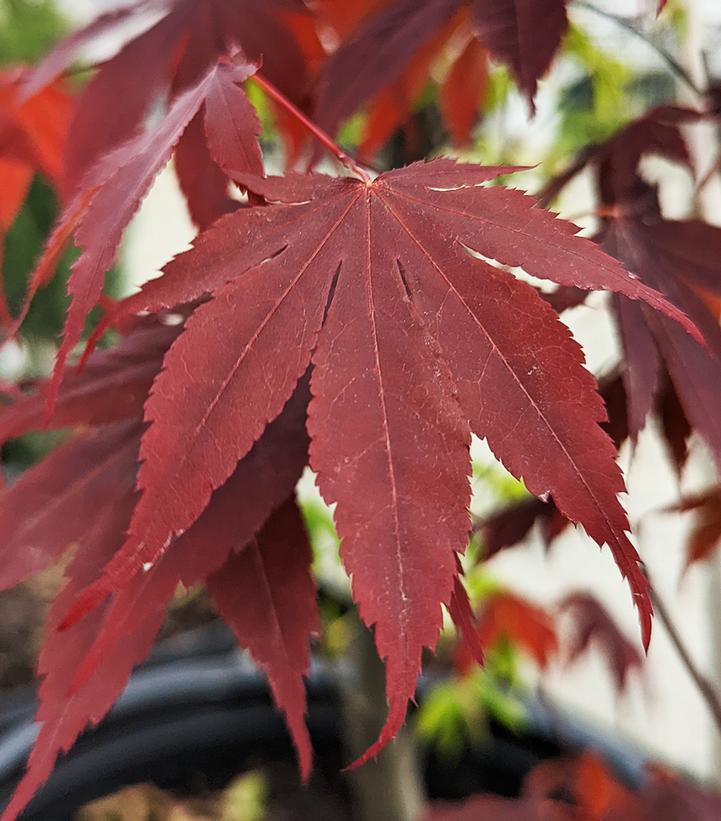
[573,1,704,98]
[650,580,721,735]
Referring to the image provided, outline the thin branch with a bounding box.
[251,72,371,183]
[573,1,704,98]
[650,580,721,735]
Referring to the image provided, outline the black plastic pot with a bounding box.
[0,623,645,820]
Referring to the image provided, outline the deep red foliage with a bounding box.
[543,108,721,472]
[558,593,642,693]
[0,68,71,226]
[468,591,558,670]
[668,488,721,568]
[0,316,313,820]
[25,0,315,196]
[0,2,717,817]
[24,56,261,407]
[53,161,701,761]
[315,0,569,145]
[0,67,73,324]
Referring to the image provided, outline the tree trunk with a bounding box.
[340,611,426,821]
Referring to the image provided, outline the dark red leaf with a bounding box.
[439,38,488,146]
[540,106,695,207]
[477,592,558,668]
[316,0,570,138]
[40,0,309,195]
[170,18,263,227]
[470,0,568,107]
[476,497,567,559]
[60,160,693,756]
[358,15,460,161]
[612,295,661,443]
[669,488,721,568]
[0,319,180,442]
[0,422,139,591]
[2,380,310,821]
[20,0,161,101]
[658,379,691,475]
[315,0,462,138]
[604,213,721,474]
[59,10,187,197]
[25,59,259,409]
[558,593,642,693]
[207,498,319,779]
[0,424,142,821]
[173,110,239,229]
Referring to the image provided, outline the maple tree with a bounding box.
[1,0,721,819]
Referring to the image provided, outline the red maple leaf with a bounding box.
[24,0,316,198]
[543,107,721,474]
[0,314,316,821]
[315,0,569,148]
[524,753,640,820]
[469,591,558,670]
[19,56,262,410]
[0,67,73,325]
[604,199,721,469]
[667,487,721,568]
[558,593,642,693]
[54,159,700,767]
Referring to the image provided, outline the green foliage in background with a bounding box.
[0,0,66,65]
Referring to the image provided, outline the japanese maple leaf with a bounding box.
[455,591,558,671]
[21,57,261,409]
[558,593,642,693]
[667,488,721,569]
[0,317,316,821]
[315,0,569,143]
[603,196,721,472]
[539,105,695,208]
[477,368,690,561]
[543,107,721,472]
[0,67,72,206]
[0,317,180,441]
[524,754,642,820]
[314,0,476,157]
[0,67,73,324]
[60,160,698,763]
[24,0,314,198]
[476,495,570,559]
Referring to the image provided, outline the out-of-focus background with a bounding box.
[3,0,721,807]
